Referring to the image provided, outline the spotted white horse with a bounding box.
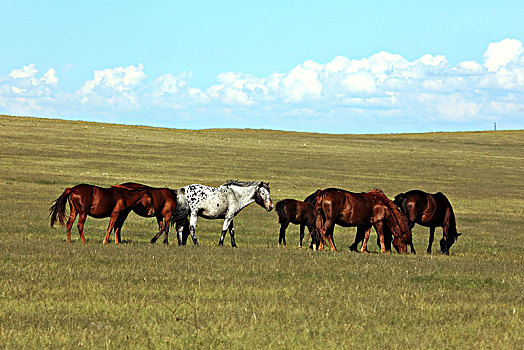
[179,180,273,247]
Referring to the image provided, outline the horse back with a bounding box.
[89,186,121,217]
[345,192,383,223]
[276,199,309,223]
[316,190,367,226]
[117,183,171,212]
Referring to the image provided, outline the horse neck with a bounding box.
[227,185,256,211]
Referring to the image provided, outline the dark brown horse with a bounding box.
[275,190,324,249]
[313,188,412,253]
[116,182,190,245]
[275,199,315,248]
[394,190,461,254]
[49,184,154,244]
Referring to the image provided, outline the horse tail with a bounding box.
[170,188,190,226]
[312,190,328,246]
[435,192,460,238]
[49,187,72,227]
[275,200,287,224]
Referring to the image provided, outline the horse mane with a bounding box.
[371,189,411,238]
[304,189,321,203]
[111,184,149,192]
[222,180,268,189]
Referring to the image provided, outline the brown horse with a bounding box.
[275,190,324,249]
[116,182,190,245]
[313,188,412,253]
[275,199,315,248]
[49,184,154,244]
[393,190,461,254]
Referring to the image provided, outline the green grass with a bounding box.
[0,115,522,349]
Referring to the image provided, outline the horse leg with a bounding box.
[278,222,289,248]
[65,204,77,243]
[427,226,435,253]
[228,220,237,248]
[299,224,306,248]
[176,221,183,245]
[327,225,336,251]
[349,225,366,251]
[113,212,129,244]
[150,216,164,243]
[103,212,120,244]
[162,214,171,245]
[176,218,190,245]
[315,216,334,251]
[219,217,234,246]
[360,226,372,253]
[188,213,199,245]
[374,222,387,253]
[77,212,87,244]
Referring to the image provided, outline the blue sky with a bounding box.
[1,1,523,133]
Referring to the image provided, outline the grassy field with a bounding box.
[0,114,522,349]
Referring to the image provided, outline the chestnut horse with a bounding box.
[275,199,315,248]
[394,190,461,254]
[49,184,154,244]
[313,188,412,253]
[116,183,190,245]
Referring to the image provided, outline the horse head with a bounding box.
[440,230,462,255]
[254,182,273,211]
[392,236,408,253]
[139,189,155,216]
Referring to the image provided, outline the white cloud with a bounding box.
[282,61,323,102]
[454,60,485,75]
[11,86,27,94]
[484,38,523,72]
[341,72,376,93]
[9,64,38,79]
[77,64,146,110]
[78,64,146,95]
[41,69,58,85]
[1,38,524,131]
[153,73,188,97]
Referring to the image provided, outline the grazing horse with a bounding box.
[115,183,190,245]
[182,181,273,247]
[49,184,154,244]
[275,199,315,248]
[313,188,412,253]
[394,190,462,254]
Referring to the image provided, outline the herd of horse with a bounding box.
[49,181,461,254]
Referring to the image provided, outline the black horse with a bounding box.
[394,190,462,254]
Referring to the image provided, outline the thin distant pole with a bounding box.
[494,122,497,131]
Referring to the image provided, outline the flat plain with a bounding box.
[0,115,522,349]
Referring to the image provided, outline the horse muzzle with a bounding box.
[266,200,274,212]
